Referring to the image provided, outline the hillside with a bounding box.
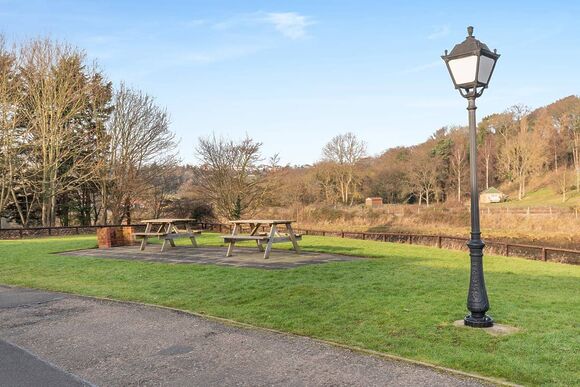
[494,187,580,209]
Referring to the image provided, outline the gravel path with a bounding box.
[0,286,489,386]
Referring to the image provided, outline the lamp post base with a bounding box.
[464,313,494,328]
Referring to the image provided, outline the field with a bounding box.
[257,187,580,250]
[0,234,578,385]
[491,187,580,208]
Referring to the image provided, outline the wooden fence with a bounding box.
[194,222,579,265]
[0,224,145,240]
[0,223,578,265]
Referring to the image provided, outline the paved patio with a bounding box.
[61,245,363,269]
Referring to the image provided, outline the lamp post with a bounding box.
[442,26,499,328]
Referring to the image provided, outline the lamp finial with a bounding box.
[467,26,474,37]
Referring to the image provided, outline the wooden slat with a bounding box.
[229,219,295,225]
[140,218,196,224]
[222,235,270,241]
[164,232,201,239]
[134,232,167,237]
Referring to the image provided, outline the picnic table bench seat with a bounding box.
[222,220,302,259]
[136,219,201,252]
[222,235,270,241]
[133,232,168,237]
[222,234,302,242]
[253,232,302,238]
[134,230,201,238]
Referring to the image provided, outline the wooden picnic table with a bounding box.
[134,218,201,252]
[222,219,302,259]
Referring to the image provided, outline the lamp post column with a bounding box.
[465,96,493,328]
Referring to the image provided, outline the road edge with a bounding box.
[0,284,520,387]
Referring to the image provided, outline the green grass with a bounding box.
[0,234,578,386]
[493,187,580,208]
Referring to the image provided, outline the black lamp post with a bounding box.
[442,26,499,328]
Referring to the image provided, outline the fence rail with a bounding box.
[1,223,578,265]
[194,222,579,265]
[0,224,146,240]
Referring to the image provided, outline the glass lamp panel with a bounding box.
[477,55,495,84]
[448,55,477,85]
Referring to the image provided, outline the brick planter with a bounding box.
[97,227,134,248]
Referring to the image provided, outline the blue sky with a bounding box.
[1,0,578,165]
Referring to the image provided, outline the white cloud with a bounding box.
[401,61,441,74]
[263,12,313,39]
[211,11,314,40]
[428,25,450,40]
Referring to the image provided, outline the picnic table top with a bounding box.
[141,218,196,224]
[229,219,296,225]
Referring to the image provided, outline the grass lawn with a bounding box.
[0,234,578,385]
[493,187,580,208]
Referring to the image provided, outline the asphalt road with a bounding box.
[0,286,489,386]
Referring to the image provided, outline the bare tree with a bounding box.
[477,124,497,190]
[18,39,105,226]
[552,168,570,202]
[534,108,561,171]
[0,37,21,219]
[449,128,468,202]
[143,164,182,219]
[321,132,366,205]
[499,129,547,200]
[408,147,440,206]
[314,162,340,204]
[103,83,176,224]
[560,106,580,192]
[194,135,265,220]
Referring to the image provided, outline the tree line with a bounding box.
[1,36,578,226]
[259,96,580,211]
[190,94,578,223]
[0,37,177,227]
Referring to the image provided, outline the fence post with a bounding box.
[382,234,386,242]
[19,229,23,239]
[75,227,79,235]
[341,231,344,238]
[322,231,326,237]
[362,233,366,240]
[542,248,547,261]
[505,244,509,257]
[408,235,412,244]
[306,230,309,236]
[437,235,442,248]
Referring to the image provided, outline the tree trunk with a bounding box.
[485,157,489,190]
[50,190,57,227]
[124,197,132,225]
[562,172,567,202]
[576,167,579,193]
[457,171,461,202]
[100,184,108,225]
